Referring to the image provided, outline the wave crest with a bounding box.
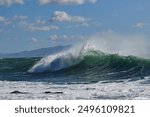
[28,44,94,73]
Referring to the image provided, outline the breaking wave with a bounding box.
[0,44,150,82]
[28,44,150,81]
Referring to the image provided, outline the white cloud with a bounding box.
[39,0,97,5]
[13,15,28,20]
[35,19,46,25]
[0,15,28,27]
[27,25,59,32]
[18,21,59,32]
[50,11,88,23]
[132,22,149,29]
[0,0,24,6]
[49,34,85,41]
[68,22,89,28]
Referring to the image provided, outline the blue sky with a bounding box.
[0,0,150,53]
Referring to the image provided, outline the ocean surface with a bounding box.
[0,44,150,99]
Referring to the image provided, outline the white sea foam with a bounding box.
[0,79,150,100]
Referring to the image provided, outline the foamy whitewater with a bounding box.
[28,44,97,73]
[0,34,150,99]
[1,78,150,99]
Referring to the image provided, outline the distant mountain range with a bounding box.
[0,45,71,58]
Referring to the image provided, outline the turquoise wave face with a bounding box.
[79,49,150,71]
[57,50,150,81]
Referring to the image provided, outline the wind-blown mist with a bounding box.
[87,32,150,58]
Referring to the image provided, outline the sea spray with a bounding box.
[87,32,150,58]
[28,43,97,73]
